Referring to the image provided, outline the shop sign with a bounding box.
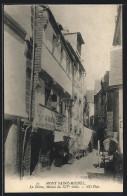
[107,112,113,131]
[33,103,68,132]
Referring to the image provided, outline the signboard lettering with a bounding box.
[33,103,68,132]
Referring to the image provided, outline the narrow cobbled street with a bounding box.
[4,4,123,193]
[31,149,108,180]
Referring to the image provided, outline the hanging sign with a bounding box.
[107,111,113,131]
[33,103,68,132]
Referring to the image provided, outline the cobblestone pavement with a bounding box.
[31,149,107,179]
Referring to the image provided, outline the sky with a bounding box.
[49,5,117,90]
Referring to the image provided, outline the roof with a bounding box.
[42,6,86,71]
[66,41,85,71]
[94,79,101,94]
[41,6,74,63]
[102,71,110,91]
[43,6,85,69]
[86,90,94,103]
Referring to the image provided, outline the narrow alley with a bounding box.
[31,149,111,181]
[3,4,123,193]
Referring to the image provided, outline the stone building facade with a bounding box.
[93,6,122,153]
[109,5,123,154]
[4,5,86,178]
[4,5,32,178]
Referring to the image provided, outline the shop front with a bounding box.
[31,103,68,174]
[30,129,54,174]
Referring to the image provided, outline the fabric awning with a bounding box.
[70,134,77,139]
[82,126,93,147]
[54,131,63,142]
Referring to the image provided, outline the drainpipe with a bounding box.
[21,125,31,177]
[29,5,36,120]
[21,5,36,178]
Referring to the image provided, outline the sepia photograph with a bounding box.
[3,4,123,192]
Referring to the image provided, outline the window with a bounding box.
[51,93,57,102]
[77,41,81,55]
[45,87,51,108]
[44,22,54,52]
[61,49,66,70]
[52,34,56,55]
[79,100,82,122]
[74,97,77,120]
[70,124,72,133]
[69,62,72,79]
[52,34,62,62]
[59,99,63,114]
[74,66,77,80]
[60,46,63,63]
[59,99,66,115]
[24,40,32,61]
[51,93,57,111]
[66,55,69,73]
[68,61,71,75]
[74,128,77,135]
[66,56,72,77]
[70,105,73,118]
[62,101,66,115]
[79,129,81,135]
[77,66,79,80]
[84,108,86,113]
[79,69,82,80]
[77,101,79,120]
[74,95,77,105]
[45,88,58,110]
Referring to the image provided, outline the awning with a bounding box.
[63,132,70,137]
[70,134,77,139]
[54,131,63,142]
[4,113,28,120]
[82,126,93,147]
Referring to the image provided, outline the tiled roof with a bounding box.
[94,79,101,94]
